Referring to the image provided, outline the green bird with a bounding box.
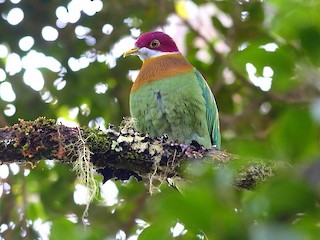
[124,31,221,149]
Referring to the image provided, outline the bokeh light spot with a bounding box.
[56,6,69,23]
[19,36,35,51]
[23,69,45,91]
[94,82,108,94]
[80,103,90,116]
[0,44,9,58]
[246,63,273,92]
[73,184,89,205]
[41,26,59,41]
[6,53,22,75]
[0,165,9,179]
[68,57,81,72]
[7,8,24,25]
[75,25,91,39]
[0,68,6,82]
[40,90,54,103]
[0,82,16,102]
[102,24,113,35]
[100,180,119,206]
[45,57,61,72]
[53,78,67,90]
[259,43,278,52]
[69,107,79,119]
[4,103,16,116]
[263,66,274,78]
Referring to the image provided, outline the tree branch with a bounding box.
[0,118,274,189]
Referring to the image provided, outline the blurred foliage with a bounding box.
[0,0,320,239]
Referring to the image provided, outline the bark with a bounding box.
[0,117,274,189]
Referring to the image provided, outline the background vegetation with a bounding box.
[0,0,319,239]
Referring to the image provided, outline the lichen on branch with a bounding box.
[0,117,274,190]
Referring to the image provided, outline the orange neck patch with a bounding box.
[131,53,194,93]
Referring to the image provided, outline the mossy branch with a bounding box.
[0,117,275,190]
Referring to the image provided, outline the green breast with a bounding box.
[130,70,214,148]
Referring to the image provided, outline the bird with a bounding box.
[124,31,221,150]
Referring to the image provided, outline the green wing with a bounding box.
[195,70,221,149]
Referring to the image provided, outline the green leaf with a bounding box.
[270,108,317,162]
[138,224,171,240]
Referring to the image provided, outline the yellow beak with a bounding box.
[123,47,139,57]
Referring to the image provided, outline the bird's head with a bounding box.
[124,31,180,61]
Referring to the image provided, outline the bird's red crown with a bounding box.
[135,31,179,53]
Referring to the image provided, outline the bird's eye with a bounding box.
[150,39,160,48]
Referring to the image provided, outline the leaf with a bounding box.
[138,224,171,240]
[270,108,317,162]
